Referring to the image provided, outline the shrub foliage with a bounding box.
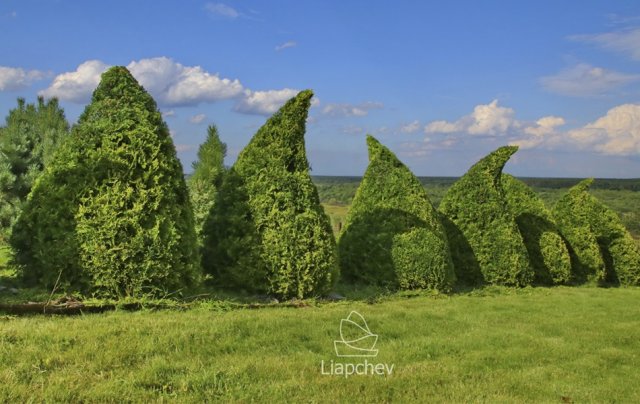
[188,124,227,243]
[11,67,199,297]
[338,136,455,291]
[202,90,338,299]
[553,178,640,285]
[0,97,68,241]
[438,146,533,286]
[502,174,571,284]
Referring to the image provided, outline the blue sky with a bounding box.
[1,1,640,177]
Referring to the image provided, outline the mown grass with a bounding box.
[1,286,639,402]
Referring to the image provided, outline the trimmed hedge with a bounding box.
[338,136,455,291]
[438,146,533,286]
[553,178,640,285]
[11,67,199,297]
[202,90,338,299]
[502,174,571,284]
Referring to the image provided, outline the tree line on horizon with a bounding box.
[1,66,639,300]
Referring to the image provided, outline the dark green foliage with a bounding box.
[202,90,338,299]
[0,97,68,241]
[188,124,227,243]
[11,66,199,297]
[502,174,571,284]
[553,179,640,285]
[338,136,455,291]
[438,146,533,286]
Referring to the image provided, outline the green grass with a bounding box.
[2,286,640,402]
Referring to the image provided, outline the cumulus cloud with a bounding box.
[512,116,566,149]
[128,57,244,106]
[40,57,244,106]
[571,28,640,60]
[234,88,300,115]
[322,101,383,118]
[540,64,640,97]
[39,60,108,102]
[424,100,516,135]
[204,2,239,19]
[400,120,421,134]
[0,66,48,91]
[567,104,640,155]
[189,113,206,124]
[275,41,297,51]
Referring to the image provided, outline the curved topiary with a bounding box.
[11,66,199,297]
[502,174,571,284]
[553,178,640,285]
[338,135,455,291]
[202,90,338,299]
[438,146,533,286]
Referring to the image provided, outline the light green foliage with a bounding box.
[553,179,640,285]
[11,67,199,297]
[0,97,68,241]
[202,90,337,298]
[188,124,227,243]
[502,174,571,284]
[438,146,533,286]
[338,136,455,291]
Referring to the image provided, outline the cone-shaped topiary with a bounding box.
[553,178,640,285]
[502,174,571,284]
[11,66,199,297]
[438,146,533,286]
[338,135,455,291]
[202,90,338,299]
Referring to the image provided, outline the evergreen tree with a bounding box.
[11,67,199,297]
[502,174,571,284]
[338,135,455,291]
[553,178,640,285]
[439,146,533,286]
[0,97,68,241]
[202,90,338,299]
[188,124,227,242]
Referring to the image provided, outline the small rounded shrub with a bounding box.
[438,146,533,286]
[502,174,571,284]
[553,178,640,285]
[338,135,455,291]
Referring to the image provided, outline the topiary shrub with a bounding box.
[11,66,199,297]
[338,135,455,291]
[553,178,640,285]
[502,174,571,284]
[202,90,338,299]
[438,146,533,286]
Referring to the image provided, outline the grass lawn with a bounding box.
[1,286,639,402]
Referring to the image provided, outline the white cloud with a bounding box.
[512,116,566,149]
[204,2,239,19]
[39,60,108,102]
[400,120,421,133]
[40,57,244,106]
[189,113,206,124]
[175,144,195,152]
[567,104,640,155]
[162,109,176,117]
[424,100,516,136]
[234,88,300,115]
[540,64,640,97]
[0,66,48,91]
[571,28,640,60]
[275,41,297,51]
[322,101,383,117]
[128,57,244,106]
